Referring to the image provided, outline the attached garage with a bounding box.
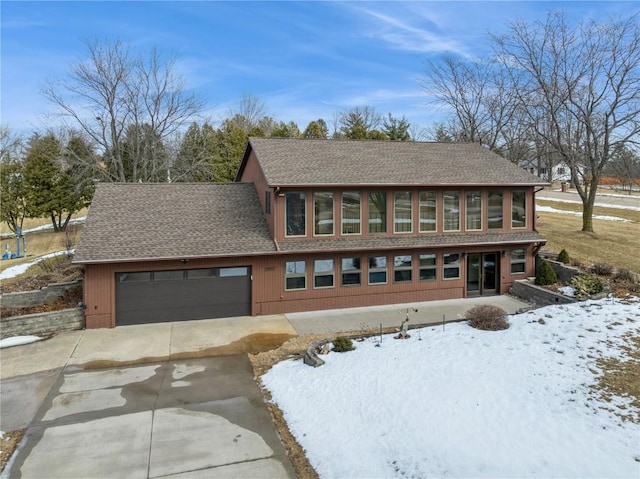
[115,266,251,326]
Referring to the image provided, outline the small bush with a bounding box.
[571,274,604,296]
[557,249,570,264]
[332,336,354,352]
[467,305,510,331]
[591,262,613,276]
[614,268,635,283]
[535,260,558,286]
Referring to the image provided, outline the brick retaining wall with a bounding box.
[1,308,84,339]
[1,280,82,309]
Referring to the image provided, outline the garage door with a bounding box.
[115,267,251,326]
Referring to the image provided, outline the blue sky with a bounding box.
[2,1,638,137]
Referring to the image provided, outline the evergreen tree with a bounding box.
[382,114,411,140]
[302,119,328,139]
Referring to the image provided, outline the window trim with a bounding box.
[465,191,482,231]
[313,259,335,289]
[368,191,387,234]
[393,254,413,283]
[510,248,527,275]
[487,190,503,230]
[418,253,437,281]
[313,191,334,237]
[394,191,413,234]
[285,192,306,237]
[511,190,527,229]
[443,191,461,232]
[443,253,461,280]
[341,191,362,236]
[368,255,388,285]
[419,190,437,233]
[284,260,307,291]
[341,257,362,286]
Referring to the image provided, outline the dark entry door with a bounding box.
[115,267,251,326]
[467,253,498,296]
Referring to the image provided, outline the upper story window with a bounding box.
[465,191,482,231]
[394,191,413,233]
[488,191,503,229]
[368,192,387,234]
[511,190,527,228]
[443,191,460,231]
[314,192,334,236]
[419,191,437,232]
[285,260,306,290]
[342,192,361,235]
[285,192,306,237]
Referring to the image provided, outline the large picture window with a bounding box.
[443,192,460,231]
[285,261,306,290]
[443,253,461,279]
[394,255,412,282]
[512,191,526,228]
[314,259,335,288]
[394,191,413,233]
[342,192,361,235]
[314,192,334,236]
[368,256,388,284]
[419,253,436,281]
[466,191,482,231]
[510,249,526,274]
[488,191,503,229]
[419,191,437,232]
[368,192,387,234]
[285,192,306,236]
[341,257,361,286]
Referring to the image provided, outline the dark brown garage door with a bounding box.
[115,267,251,326]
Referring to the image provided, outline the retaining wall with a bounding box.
[510,279,576,307]
[0,308,84,339]
[1,280,82,309]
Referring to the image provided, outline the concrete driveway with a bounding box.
[3,355,295,478]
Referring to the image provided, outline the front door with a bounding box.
[467,253,498,296]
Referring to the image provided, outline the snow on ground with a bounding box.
[537,196,640,212]
[263,297,640,478]
[0,336,44,349]
[0,250,74,280]
[536,205,632,222]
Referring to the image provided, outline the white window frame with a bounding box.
[510,249,527,274]
[419,191,437,233]
[419,253,437,281]
[341,192,361,235]
[313,259,335,289]
[285,260,306,291]
[465,191,482,231]
[394,191,413,233]
[443,253,461,280]
[443,191,460,231]
[368,255,388,285]
[313,191,334,236]
[394,254,413,283]
[511,190,527,229]
[285,192,306,237]
[341,257,361,286]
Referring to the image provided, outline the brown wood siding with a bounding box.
[237,150,274,236]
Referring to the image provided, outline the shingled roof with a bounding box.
[240,138,547,187]
[73,183,276,263]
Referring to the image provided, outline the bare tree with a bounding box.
[494,12,640,232]
[226,94,267,134]
[43,39,204,183]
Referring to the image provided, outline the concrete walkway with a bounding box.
[1,295,531,479]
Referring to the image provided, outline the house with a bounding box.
[73,138,547,328]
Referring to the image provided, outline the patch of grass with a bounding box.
[0,208,88,236]
[536,199,640,273]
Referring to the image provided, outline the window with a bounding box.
[341,257,361,286]
[219,267,248,277]
[368,256,387,284]
[443,253,461,279]
[465,191,482,231]
[314,259,334,288]
[314,192,334,236]
[443,192,460,231]
[285,192,306,236]
[118,272,151,282]
[342,192,361,235]
[394,191,413,233]
[419,191,437,232]
[419,253,437,281]
[510,249,526,274]
[557,167,566,175]
[285,261,306,290]
[187,268,216,279]
[511,191,526,228]
[154,270,184,281]
[265,190,271,214]
[488,191,503,229]
[368,192,387,234]
[394,255,412,282]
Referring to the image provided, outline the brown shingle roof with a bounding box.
[277,231,546,254]
[243,138,547,187]
[73,183,276,263]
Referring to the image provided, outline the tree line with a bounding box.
[2,10,639,234]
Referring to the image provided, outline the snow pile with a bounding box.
[263,297,640,478]
[0,336,44,349]
[558,285,576,297]
[0,250,74,280]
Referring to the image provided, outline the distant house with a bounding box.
[521,159,581,183]
[74,139,548,328]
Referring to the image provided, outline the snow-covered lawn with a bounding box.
[263,298,640,478]
[536,205,632,222]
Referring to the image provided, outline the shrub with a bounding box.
[591,262,613,276]
[332,336,354,352]
[571,274,604,296]
[557,249,570,264]
[535,260,558,286]
[613,268,635,283]
[467,305,510,331]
